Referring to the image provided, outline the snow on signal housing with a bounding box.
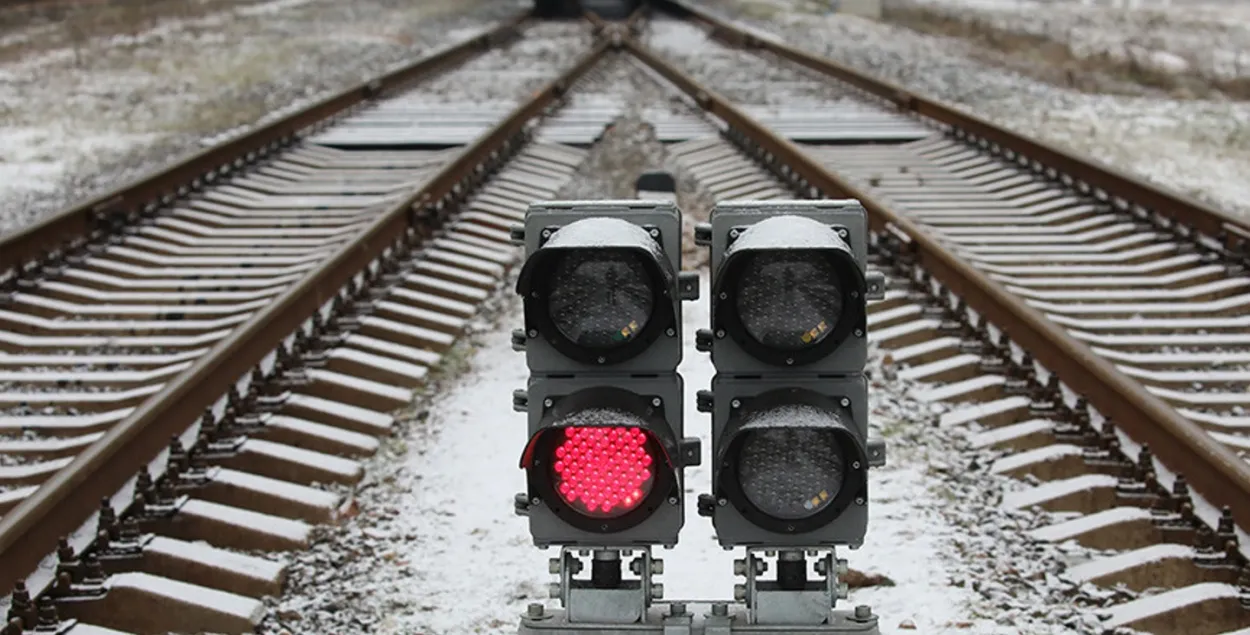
[713,215,867,368]
[515,216,679,367]
[520,386,682,534]
[715,387,868,536]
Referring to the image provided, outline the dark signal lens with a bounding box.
[734,252,844,351]
[547,250,656,350]
[736,425,845,520]
[551,426,657,518]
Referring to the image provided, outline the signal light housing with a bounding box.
[517,378,697,547]
[697,201,882,375]
[702,376,872,547]
[697,200,886,550]
[513,200,700,551]
[513,201,698,373]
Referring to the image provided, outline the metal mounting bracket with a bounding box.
[518,547,880,634]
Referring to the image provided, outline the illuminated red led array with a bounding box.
[552,426,655,517]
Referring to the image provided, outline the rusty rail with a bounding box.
[659,0,1250,256]
[0,34,612,596]
[0,13,528,279]
[624,37,1250,535]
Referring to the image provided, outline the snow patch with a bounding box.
[1001,474,1118,510]
[1065,543,1195,583]
[1105,581,1241,628]
[235,0,322,17]
[939,396,1030,427]
[105,571,265,621]
[180,499,310,544]
[990,443,1083,475]
[969,418,1054,449]
[1030,506,1152,543]
[146,535,285,582]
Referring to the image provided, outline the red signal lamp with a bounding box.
[552,426,657,518]
[520,388,682,535]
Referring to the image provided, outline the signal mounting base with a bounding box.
[521,547,879,634]
[517,602,880,634]
[741,548,848,625]
[548,547,664,625]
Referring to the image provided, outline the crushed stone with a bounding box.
[264,61,1113,634]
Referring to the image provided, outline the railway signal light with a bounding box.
[512,201,701,548]
[694,200,887,549]
[511,201,696,374]
[696,201,881,375]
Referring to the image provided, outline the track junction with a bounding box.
[0,2,1248,633]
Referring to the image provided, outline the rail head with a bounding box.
[0,32,612,597]
[0,11,530,282]
[623,36,1250,537]
[659,0,1250,258]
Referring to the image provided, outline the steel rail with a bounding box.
[624,38,1250,535]
[0,13,528,279]
[0,34,614,595]
[657,0,1250,256]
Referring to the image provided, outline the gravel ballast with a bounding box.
[265,61,1112,633]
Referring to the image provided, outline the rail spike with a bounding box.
[1217,507,1239,554]
[7,581,32,629]
[81,552,105,584]
[56,538,74,565]
[35,595,58,627]
[1137,445,1154,476]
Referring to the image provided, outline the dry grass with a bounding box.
[737,1,786,19]
[2,0,247,29]
[737,0,832,19]
[881,1,1250,99]
[3,0,485,135]
[0,0,495,235]
[0,0,279,62]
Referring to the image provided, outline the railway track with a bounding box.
[1,3,1249,634]
[636,5,1250,633]
[0,14,612,634]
